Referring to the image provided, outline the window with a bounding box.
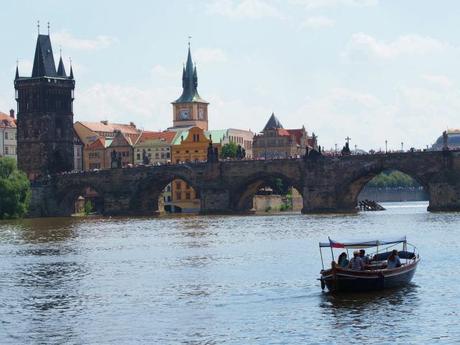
[155,153,159,159]
[4,132,8,139]
[137,153,141,160]
[175,192,182,200]
[5,147,8,154]
[166,153,170,158]
[175,181,181,189]
[185,192,191,200]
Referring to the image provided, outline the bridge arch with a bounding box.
[232,172,304,212]
[338,162,429,211]
[129,168,200,215]
[57,182,105,216]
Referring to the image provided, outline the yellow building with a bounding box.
[170,127,221,212]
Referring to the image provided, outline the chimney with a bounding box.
[9,109,15,119]
[101,120,108,125]
[130,122,136,128]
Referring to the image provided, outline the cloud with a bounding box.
[290,0,378,9]
[300,16,335,29]
[194,48,228,63]
[16,59,33,76]
[421,74,453,88]
[151,65,180,80]
[343,33,451,61]
[292,85,460,151]
[206,0,283,19]
[74,83,177,130]
[52,31,118,51]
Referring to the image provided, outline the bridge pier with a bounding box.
[200,188,233,214]
[427,181,460,212]
[301,185,357,214]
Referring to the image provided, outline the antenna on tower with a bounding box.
[47,22,50,35]
[37,20,40,34]
[188,35,192,48]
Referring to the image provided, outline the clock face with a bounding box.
[198,109,205,120]
[179,109,190,120]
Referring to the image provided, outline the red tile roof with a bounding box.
[78,121,140,135]
[0,112,16,128]
[136,131,176,145]
[286,129,304,145]
[86,137,105,150]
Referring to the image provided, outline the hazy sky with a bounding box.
[1,0,459,150]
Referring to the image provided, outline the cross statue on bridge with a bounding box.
[345,136,351,145]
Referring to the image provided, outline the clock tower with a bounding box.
[172,46,209,130]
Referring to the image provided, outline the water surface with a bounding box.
[0,202,459,344]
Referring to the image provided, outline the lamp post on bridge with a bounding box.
[385,140,388,154]
[401,142,404,152]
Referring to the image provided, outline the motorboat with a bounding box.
[319,236,419,293]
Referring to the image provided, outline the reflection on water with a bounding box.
[1,202,460,344]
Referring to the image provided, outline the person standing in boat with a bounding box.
[338,252,349,268]
[359,249,370,265]
[387,249,402,269]
[348,251,364,270]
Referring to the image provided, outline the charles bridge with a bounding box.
[28,150,460,217]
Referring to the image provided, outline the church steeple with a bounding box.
[173,46,207,104]
[171,43,209,131]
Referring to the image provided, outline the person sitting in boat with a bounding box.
[338,252,349,268]
[387,249,402,269]
[359,249,370,265]
[348,251,364,270]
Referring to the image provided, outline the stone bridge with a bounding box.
[29,150,460,217]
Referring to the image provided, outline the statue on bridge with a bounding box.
[142,149,150,165]
[341,142,351,156]
[207,140,219,163]
[236,145,246,160]
[443,130,449,151]
[111,150,122,169]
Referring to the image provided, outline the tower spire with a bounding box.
[47,22,50,35]
[15,59,19,80]
[37,20,40,35]
[69,57,74,79]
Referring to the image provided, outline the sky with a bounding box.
[1,0,460,151]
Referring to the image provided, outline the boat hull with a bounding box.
[320,259,419,293]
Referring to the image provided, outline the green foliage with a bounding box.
[0,157,31,219]
[84,200,93,215]
[265,206,272,212]
[367,170,420,188]
[221,142,238,159]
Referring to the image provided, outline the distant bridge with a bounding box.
[29,150,460,217]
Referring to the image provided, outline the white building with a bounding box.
[0,110,17,160]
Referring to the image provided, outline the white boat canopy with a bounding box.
[319,236,407,249]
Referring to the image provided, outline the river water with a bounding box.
[0,201,459,344]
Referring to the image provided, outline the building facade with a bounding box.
[432,129,460,151]
[171,46,209,131]
[253,113,317,159]
[106,130,134,168]
[0,110,17,160]
[73,130,83,171]
[133,131,176,165]
[74,121,140,170]
[222,128,254,158]
[15,33,75,179]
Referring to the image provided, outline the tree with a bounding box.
[221,142,238,159]
[84,200,93,215]
[0,157,31,219]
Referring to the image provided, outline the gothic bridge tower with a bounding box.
[172,45,209,130]
[14,31,75,180]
